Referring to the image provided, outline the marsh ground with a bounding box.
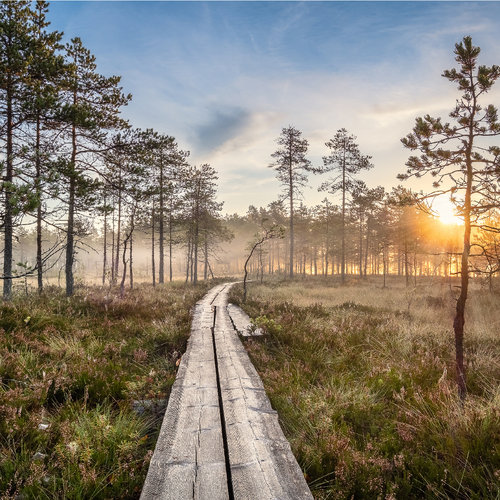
[230,276,500,499]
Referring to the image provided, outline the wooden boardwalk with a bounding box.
[141,282,313,500]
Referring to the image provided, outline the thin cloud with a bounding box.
[191,107,253,156]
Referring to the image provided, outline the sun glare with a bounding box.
[434,199,462,226]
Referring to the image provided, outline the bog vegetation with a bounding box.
[230,278,500,499]
[1,1,500,498]
[0,281,211,498]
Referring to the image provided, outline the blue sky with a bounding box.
[48,1,500,214]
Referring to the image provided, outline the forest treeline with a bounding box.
[0,1,230,298]
[2,3,500,309]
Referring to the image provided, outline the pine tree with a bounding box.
[400,36,500,398]
[269,126,319,278]
[320,128,373,284]
[0,0,35,299]
[60,37,131,296]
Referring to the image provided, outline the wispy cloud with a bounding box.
[48,1,500,213]
[190,107,253,155]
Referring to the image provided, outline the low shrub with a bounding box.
[231,279,500,499]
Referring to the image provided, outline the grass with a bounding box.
[0,281,211,499]
[230,276,500,499]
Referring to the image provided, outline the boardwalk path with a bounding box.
[141,283,313,500]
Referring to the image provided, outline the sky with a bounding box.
[48,1,500,215]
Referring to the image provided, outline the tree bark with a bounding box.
[289,143,294,278]
[65,117,77,297]
[114,166,122,283]
[3,83,14,300]
[102,194,107,286]
[453,108,475,400]
[341,143,346,284]
[151,204,156,287]
[159,157,164,284]
[169,209,173,282]
[111,207,115,284]
[35,114,44,293]
[203,229,208,280]
[129,227,133,290]
[359,216,363,276]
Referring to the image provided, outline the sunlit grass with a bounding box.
[231,276,500,499]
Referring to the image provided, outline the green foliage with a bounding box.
[0,282,209,498]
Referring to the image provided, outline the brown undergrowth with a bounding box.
[230,276,500,499]
[0,281,211,499]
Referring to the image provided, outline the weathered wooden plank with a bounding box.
[214,296,313,500]
[141,284,230,500]
[227,302,263,337]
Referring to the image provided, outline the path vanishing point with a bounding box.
[141,282,313,500]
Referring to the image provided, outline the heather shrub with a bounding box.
[231,278,500,499]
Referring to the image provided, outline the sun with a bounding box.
[433,198,462,226]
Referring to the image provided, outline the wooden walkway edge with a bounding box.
[141,282,313,500]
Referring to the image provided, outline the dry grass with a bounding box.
[231,276,500,499]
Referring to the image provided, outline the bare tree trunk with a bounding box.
[120,210,135,298]
[259,247,264,284]
[111,206,115,284]
[151,204,156,287]
[359,217,363,276]
[119,236,129,298]
[325,216,330,277]
[102,197,107,286]
[341,145,346,284]
[193,219,199,284]
[204,229,208,281]
[288,149,294,278]
[159,159,165,284]
[413,253,417,286]
[129,229,133,290]
[404,238,409,287]
[383,246,387,288]
[193,185,200,283]
[114,167,122,283]
[35,114,44,294]
[65,117,77,297]
[3,85,14,299]
[269,242,272,275]
[453,147,473,400]
[185,234,191,284]
[364,225,370,277]
[169,210,173,282]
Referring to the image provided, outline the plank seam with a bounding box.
[212,305,235,500]
[226,304,240,334]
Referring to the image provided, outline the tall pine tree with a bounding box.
[59,37,131,296]
[400,36,500,398]
[321,128,373,284]
[0,0,34,299]
[269,126,319,277]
